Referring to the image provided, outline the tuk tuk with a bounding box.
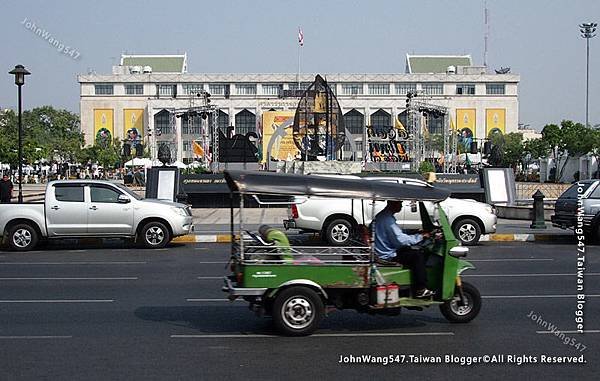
[222,170,481,336]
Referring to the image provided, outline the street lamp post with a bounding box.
[8,65,31,203]
[580,23,597,128]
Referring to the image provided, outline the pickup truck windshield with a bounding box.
[115,183,143,200]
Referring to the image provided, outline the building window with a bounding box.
[486,83,506,95]
[157,84,176,97]
[355,141,363,151]
[154,109,173,134]
[425,113,444,135]
[343,109,364,135]
[183,140,192,152]
[235,109,256,135]
[421,83,443,95]
[236,84,257,95]
[368,84,390,95]
[94,84,113,95]
[456,84,476,95]
[288,83,310,91]
[183,83,204,95]
[371,109,391,127]
[125,84,143,95]
[262,84,281,95]
[182,114,202,135]
[342,83,363,95]
[395,83,416,95]
[327,83,337,95]
[212,110,229,134]
[209,84,225,95]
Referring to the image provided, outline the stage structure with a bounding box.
[405,92,457,173]
[165,91,220,172]
[292,75,346,161]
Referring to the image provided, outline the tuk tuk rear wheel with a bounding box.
[272,286,324,336]
[440,282,481,323]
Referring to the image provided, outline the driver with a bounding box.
[373,200,434,298]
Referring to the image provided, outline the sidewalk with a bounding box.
[174,208,574,243]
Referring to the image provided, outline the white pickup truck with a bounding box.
[284,176,497,246]
[0,180,194,251]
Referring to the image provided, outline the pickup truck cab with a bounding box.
[285,176,496,246]
[0,180,194,251]
[551,180,600,239]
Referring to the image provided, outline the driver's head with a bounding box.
[386,200,403,213]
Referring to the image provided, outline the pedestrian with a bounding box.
[0,174,14,203]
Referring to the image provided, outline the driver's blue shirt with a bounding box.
[374,208,423,260]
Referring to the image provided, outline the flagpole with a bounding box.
[297,43,301,87]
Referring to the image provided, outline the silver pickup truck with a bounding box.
[0,180,194,251]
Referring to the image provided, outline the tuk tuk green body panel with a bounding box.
[242,265,370,288]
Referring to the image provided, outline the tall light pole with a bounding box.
[580,23,597,128]
[8,65,31,203]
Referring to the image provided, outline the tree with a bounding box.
[0,106,83,165]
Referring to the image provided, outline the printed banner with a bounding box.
[124,109,144,142]
[261,111,299,162]
[486,108,506,136]
[94,109,114,144]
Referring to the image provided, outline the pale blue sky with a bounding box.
[0,0,598,130]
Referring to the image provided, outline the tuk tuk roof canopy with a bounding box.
[224,170,450,202]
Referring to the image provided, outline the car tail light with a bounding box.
[291,204,299,219]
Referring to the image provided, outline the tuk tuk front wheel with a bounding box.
[272,286,324,336]
[440,282,481,323]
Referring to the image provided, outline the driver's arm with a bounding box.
[387,222,423,247]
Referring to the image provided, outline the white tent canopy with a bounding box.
[124,158,160,167]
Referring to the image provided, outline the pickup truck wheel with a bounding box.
[453,218,481,246]
[272,286,324,336]
[325,218,352,246]
[7,223,39,251]
[140,221,170,249]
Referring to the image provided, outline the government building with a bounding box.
[78,53,519,164]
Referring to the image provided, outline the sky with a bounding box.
[0,0,598,131]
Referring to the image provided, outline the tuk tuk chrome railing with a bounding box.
[239,245,371,265]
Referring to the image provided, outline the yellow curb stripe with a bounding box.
[489,234,516,241]
[172,236,198,243]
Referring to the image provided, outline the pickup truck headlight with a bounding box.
[172,207,188,217]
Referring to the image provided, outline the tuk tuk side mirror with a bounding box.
[449,246,469,258]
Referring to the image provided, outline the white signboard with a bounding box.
[157,170,175,201]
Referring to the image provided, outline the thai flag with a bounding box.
[298,27,304,46]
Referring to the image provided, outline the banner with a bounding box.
[486,108,506,136]
[94,109,114,144]
[261,111,299,162]
[124,109,144,141]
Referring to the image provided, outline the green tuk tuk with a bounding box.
[222,170,481,336]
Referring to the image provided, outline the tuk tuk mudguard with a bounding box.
[437,208,466,300]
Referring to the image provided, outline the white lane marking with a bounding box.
[469,259,554,262]
[68,250,88,253]
[0,261,147,265]
[171,332,455,339]
[194,247,209,250]
[0,277,138,281]
[483,294,600,299]
[194,261,228,264]
[465,273,600,277]
[197,277,223,280]
[0,299,114,303]
[537,330,600,334]
[0,336,72,339]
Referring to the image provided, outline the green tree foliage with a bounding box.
[0,106,83,165]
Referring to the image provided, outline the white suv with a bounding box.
[284,176,497,246]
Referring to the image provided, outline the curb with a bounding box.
[480,233,573,242]
[174,233,574,244]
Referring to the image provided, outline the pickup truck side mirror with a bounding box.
[117,194,131,204]
[410,201,418,213]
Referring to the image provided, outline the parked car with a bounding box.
[284,176,496,246]
[551,180,600,239]
[0,180,194,251]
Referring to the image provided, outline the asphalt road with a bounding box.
[0,240,598,380]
